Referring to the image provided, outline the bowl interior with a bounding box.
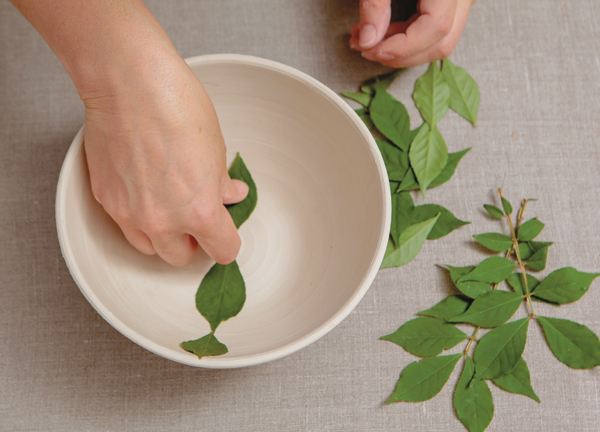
[56,55,389,368]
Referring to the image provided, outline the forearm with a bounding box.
[9,0,178,99]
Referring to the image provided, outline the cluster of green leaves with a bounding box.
[181,153,258,359]
[343,59,480,269]
[381,191,600,432]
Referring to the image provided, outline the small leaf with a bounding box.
[361,69,404,94]
[341,91,372,107]
[525,243,551,271]
[442,58,481,126]
[517,218,545,242]
[473,233,513,252]
[355,108,374,129]
[381,214,440,268]
[458,256,517,284]
[492,357,540,402]
[538,316,600,369]
[409,125,448,196]
[181,332,228,360]
[454,357,494,432]
[196,261,246,332]
[419,295,472,322]
[450,291,524,328]
[381,317,468,357]
[501,197,513,215]
[226,153,258,229]
[428,148,471,189]
[376,139,409,182]
[447,265,476,284]
[484,204,505,219]
[506,272,540,296]
[531,267,600,304]
[390,192,415,247]
[518,242,534,260]
[387,354,462,403]
[413,62,450,127]
[397,167,420,192]
[371,81,411,150]
[411,204,470,240]
[473,317,530,381]
[456,281,493,299]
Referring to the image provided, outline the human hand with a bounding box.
[83,49,248,267]
[349,0,476,68]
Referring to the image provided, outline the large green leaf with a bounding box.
[492,357,540,402]
[538,316,600,369]
[413,62,450,127]
[454,357,494,432]
[361,69,404,94]
[450,291,524,328]
[517,218,545,242]
[370,81,411,150]
[473,317,530,381]
[458,256,516,284]
[376,139,409,182]
[226,153,258,229]
[419,295,472,322]
[532,267,600,304]
[390,192,415,247]
[473,233,513,252]
[195,261,246,332]
[441,58,480,126]
[410,204,469,240]
[409,124,448,196]
[388,354,461,403]
[381,317,468,357]
[181,332,228,360]
[381,214,439,268]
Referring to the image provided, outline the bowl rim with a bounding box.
[55,53,391,368]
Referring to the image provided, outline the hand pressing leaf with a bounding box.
[381,317,468,357]
[181,332,228,360]
[409,125,448,196]
[418,295,472,322]
[411,204,470,240]
[450,290,524,328]
[473,232,513,252]
[381,214,439,268]
[531,267,600,304]
[442,58,480,126]
[492,357,540,403]
[227,153,258,229]
[458,256,516,284]
[454,356,494,432]
[413,62,450,127]
[388,354,461,403]
[538,316,600,369]
[370,81,411,151]
[360,69,404,94]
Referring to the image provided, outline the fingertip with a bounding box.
[233,179,249,198]
[359,24,378,49]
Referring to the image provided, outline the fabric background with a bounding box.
[1,0,600,430]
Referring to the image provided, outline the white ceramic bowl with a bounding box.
[56,54,390,368]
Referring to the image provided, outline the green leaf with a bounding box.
[428,148,471,189]
[341,91,372,107]
[501,197,513,215]
[454,357,494,432]
[382,237,395,265]
[449,291,524,328]
[456,281,493,299]
[390,192,415,247]
[473,233,513,252]
[226,153,258,229]
[381,214,440,268]
[376,139,409,182]
[518,242,534,260]
[442,58,481,126]
[387,354,462,403]
[458,256,517,284]
[196,261,246,332]
[181,332,228,360]
[381,317,468,357]
[447,265,476,284]
[492,357,540,402]
[506,273,540,296]
[411,204,470,240]
[409,125,448,196]
[397,167,419,192]
[419,295,472,322]
[413,62,450,127]
[483,204,505,219]
[517,218,545,242]
[361,69,404,94]
[473,317,530,381]
[370,81,411,150]
[355,108,374,129]
[532,267,600,304]
[525,243,551,271]
[538,316,600,369]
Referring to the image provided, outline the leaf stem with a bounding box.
[464,327,480,355]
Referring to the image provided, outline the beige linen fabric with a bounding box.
[1,0,600,430]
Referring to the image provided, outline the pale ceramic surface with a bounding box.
[55,54,391,368]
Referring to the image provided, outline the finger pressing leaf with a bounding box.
[411,204,470,239]
[227,153,258,229]
[538,316,600,369]
[413,62,450,127]
[458,256,516,284]
[181,332,228,360]
[531,267,600,304]
[418,295,472,322]
[449,291,524,328]
[492,357,540,402]
[454,356,494,432]
[442,58,481,126]
[517,218,545,242]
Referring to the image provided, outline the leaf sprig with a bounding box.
[344,59,480,269]
[382,189,600,432]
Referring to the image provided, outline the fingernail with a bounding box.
[359,24,377,48]
[361,51,377,61]
[377,53,396,61]
[235,180,249,197]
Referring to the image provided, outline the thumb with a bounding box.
[221,172,249,205]
[359,0,392,49]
